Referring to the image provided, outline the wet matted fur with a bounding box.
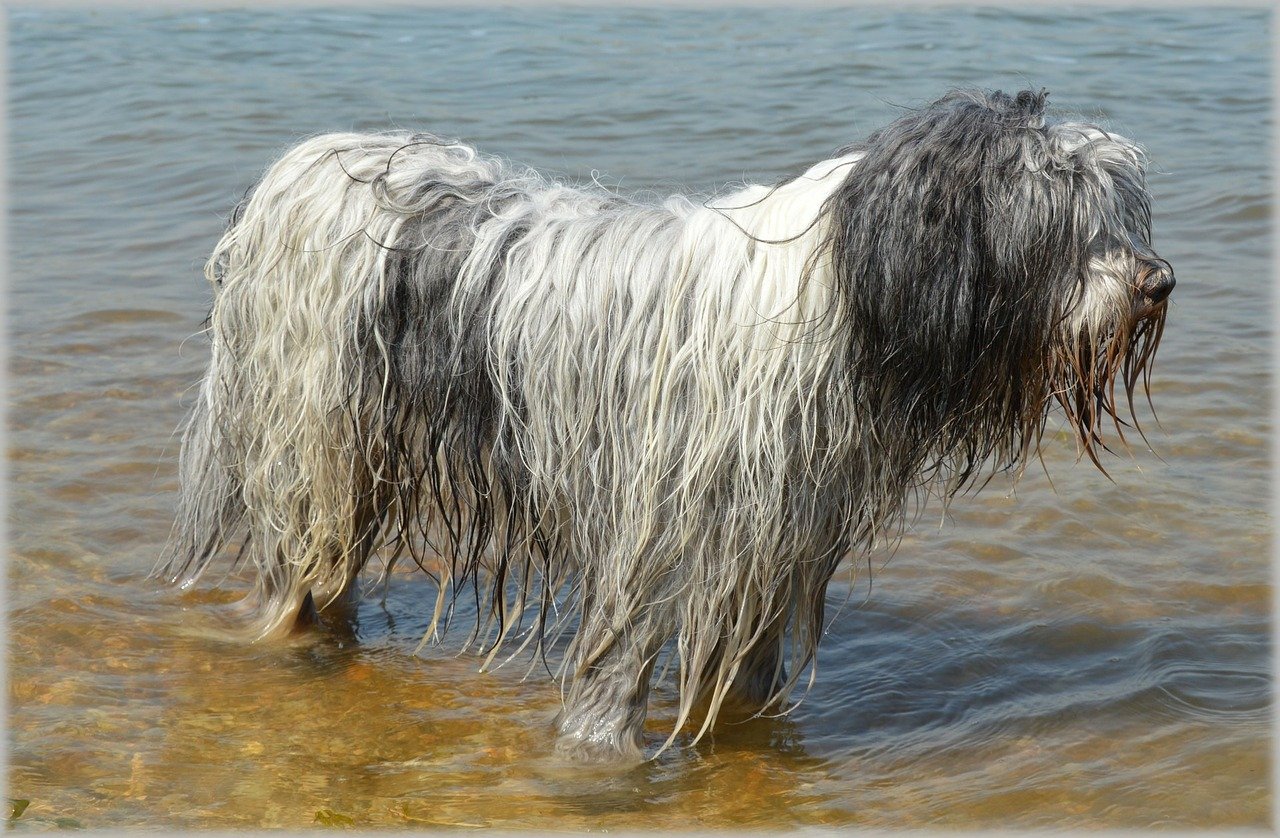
[158,88,1173,761]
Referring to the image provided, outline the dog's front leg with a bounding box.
[723,619,788,714]
[554,611,671,763]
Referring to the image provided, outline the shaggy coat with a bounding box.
[160,89,1171,761]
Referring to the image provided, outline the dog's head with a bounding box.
[823,88,1171,483]
[1042,111,1173,468]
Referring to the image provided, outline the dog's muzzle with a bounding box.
[1139,259,1176,305]
[1135,259,1175,319]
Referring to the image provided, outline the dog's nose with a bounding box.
[1142,265,1175,304]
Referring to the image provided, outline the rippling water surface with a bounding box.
[7,6,1271,830]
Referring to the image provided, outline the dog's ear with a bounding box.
[819,88,1094,482]
[824,88,1080,355]
[1013,88,1049,116]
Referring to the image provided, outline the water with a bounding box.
[7,6,1270,830]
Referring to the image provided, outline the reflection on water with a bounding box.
[7,5,1271,831]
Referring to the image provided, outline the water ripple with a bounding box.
[6,5,1272,830]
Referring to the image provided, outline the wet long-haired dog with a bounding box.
[159,89,1172,761]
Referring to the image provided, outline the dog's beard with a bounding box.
[1053,290,1168,470]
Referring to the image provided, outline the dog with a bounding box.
[158,88,1172,762]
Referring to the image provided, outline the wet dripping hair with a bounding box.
[158,87,1170,761]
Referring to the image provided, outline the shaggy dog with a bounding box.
[159,88,1172,761]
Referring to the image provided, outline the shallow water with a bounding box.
[7,6,1271,831]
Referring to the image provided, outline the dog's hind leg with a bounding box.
[235,452,391,642]
[301,486,390,634]
[248,539,373,641]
